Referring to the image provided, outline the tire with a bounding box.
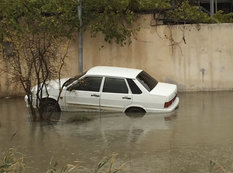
[40,99,61,113]
[125,107,146,117]
[39,99,61,121]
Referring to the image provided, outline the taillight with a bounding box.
[164,95,177,108]
[164,101,172,108]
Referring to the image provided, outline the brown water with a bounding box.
[1,92,233,173]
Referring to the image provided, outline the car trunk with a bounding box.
[150,82,177,101]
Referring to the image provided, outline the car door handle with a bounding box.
[122,96,131,100]
[91,94,100,97]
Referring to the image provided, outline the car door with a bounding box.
[100,77,132,112]
[65,76,103,111]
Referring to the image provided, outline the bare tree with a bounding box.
[1,33,70,121]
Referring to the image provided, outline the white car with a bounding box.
[25,66,179,113]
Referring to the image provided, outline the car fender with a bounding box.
[124,104,146,112]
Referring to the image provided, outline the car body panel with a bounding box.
[150,82,177,101]
[65,90,100,112]
[86,66,142,79]
[100,92,132,112]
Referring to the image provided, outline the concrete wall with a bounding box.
[1,14,233,97]
[0,61,25,97]
[82,15,233,91]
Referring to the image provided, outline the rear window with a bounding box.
[136,71,158,92]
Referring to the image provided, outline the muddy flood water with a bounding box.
[1,92,233,173]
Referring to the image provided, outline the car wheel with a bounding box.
[39,99,61,120]
[40,99,60,112]
[125,107,146,117]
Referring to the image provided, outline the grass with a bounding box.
[46,158,78,173]
[95,153,126,173]
[0,148,25,173]
[208,160,225,173]
[1,148,226,173]
[0,149,125,173]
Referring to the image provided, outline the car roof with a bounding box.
[86,66,142,79]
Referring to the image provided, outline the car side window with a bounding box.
[127,79,142,94]
[70,76,102,92]
[103,77,128,94]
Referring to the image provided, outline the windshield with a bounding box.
[63,72,86,87]
[136,71,158,92]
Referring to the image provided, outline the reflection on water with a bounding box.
[1,92,233,172]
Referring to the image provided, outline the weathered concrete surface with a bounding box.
[0,61,25,97]
[82,15,233,91]
[1,14,233,97]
